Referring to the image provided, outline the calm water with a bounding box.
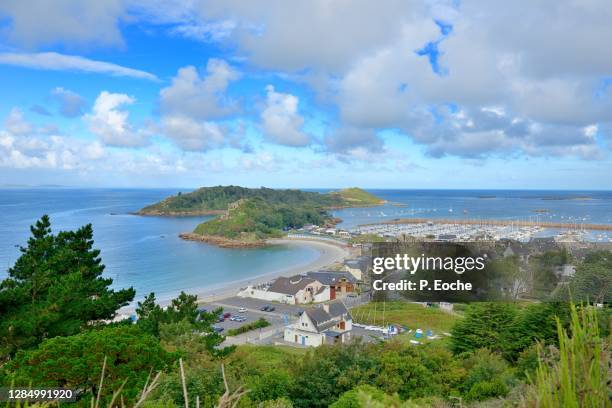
[1,189,611,302]
[332,190,612,230]
[0,189,320,303]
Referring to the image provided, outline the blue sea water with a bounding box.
[0,189,321,303]
[332,190,612,229]
[1,188,611,302]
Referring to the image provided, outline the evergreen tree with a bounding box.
[0,215,135,357]
[450,303,518,355]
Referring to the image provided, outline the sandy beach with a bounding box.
[117,237,352,315]
[196,238,352,303]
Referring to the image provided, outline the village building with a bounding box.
[344,256,370,281]
[237,275,327,304]
[284,301,353,347]
[306,270,357,299]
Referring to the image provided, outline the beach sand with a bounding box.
[117,237,352,315]
[196,238,352,303]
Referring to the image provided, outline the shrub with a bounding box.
[227,318,270,336]
[7,325,175,405]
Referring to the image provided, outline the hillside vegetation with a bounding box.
[140,186,384,245]
[139,186,383,216]
[328,187,384,206]
[191,197,329,242]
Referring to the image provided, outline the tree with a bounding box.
[450,303,518,355]
[330,385,401,408]
[135,291,231,357]
[458,349,513,401]
[552,251,611,304]
[289,343,379,408]
[6,325,175,405]
[0,215,135,357]
[500,302,571,361]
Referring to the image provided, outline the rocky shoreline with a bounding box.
[179,232,266,248]
[136,209,225,216]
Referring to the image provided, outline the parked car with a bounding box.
[238,307,247,313]
[212,326,224,333]
[260,305,270,311]
[223,312,231,318]
[217,316,225,322]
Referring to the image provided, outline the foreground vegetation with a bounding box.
[1,217,610,407]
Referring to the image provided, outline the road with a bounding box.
[200,294,381,346]
[199,296,303,345]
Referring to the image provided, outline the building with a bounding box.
[284,301,353,347]
[307,270,357,299]
[344,256,370,281]
[238,275,325,304]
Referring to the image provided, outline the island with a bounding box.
[138,186,385,247]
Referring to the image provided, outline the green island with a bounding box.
[139,186,385,247]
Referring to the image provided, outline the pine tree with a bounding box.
[0,215,135,357]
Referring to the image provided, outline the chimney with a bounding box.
[322,304,330,313]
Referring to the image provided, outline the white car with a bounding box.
[238,307,247,313]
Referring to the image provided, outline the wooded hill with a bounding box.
[139,186,384,245]
[139,186,384,216]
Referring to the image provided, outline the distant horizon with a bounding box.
[1,184,611,192]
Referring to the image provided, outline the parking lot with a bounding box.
[199,296,303,333]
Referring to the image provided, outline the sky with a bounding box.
[0,0,611,189]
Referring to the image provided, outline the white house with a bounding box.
[284,301,352,347]
[344,256,369,281]
[238,275,325,304]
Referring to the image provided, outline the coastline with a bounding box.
[179,232,266,248]
[195,238,351,303]
[116,237,352,315]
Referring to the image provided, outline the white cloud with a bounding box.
[161,115,226,151]
[160,59,240,120]
[324,127,385,161]
[0,113,103,171]
[50,87,87,117]
[239,151,281,172]
[158,58,240,151]
[0,52,158,81]
[4,108,32,135]
[84,91,150,147]
[0,0,125,47]
[260,85,310,147]
[170,19,236,43]
[2,0,612,162]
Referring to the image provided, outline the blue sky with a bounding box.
[0,0,610,189]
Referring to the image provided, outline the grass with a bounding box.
[527,303,609,407]
[350,301,460,333]
[332,187,385,205]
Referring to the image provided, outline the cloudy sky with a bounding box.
[0,0,610,189]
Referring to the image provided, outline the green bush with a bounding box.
[227,318,270,336]
[7,325,175,405]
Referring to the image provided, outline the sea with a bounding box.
[1,188,611,303]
